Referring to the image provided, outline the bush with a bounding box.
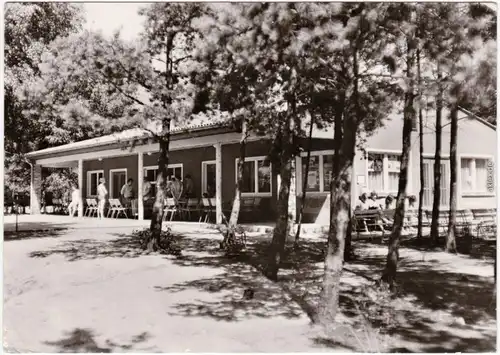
[131,227,182,256]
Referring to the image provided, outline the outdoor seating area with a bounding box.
[79,196,265,223]
[352,208,497,242]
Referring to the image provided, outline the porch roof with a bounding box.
[26,120,230,159]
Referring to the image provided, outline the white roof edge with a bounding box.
[26,122,231,158]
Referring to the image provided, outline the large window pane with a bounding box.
[476,159,488,192]
[257,160,271,193]
[145,169,157,183]
[241,161,255,193]
[388,172,399,191]
[90,174,98,195]
[167,166,182,180]
[303,156,320,192]
[205,163,216,195]
[368,153,384,191]
[323,155,334,190]
[387,154,401,171]
[461,158,472,192]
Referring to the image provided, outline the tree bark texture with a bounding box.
[316,113,356,325]
[229,119,248,227]
[416,47,425,239]
[446,106,458,253]
[265,114,293,281]
[148,127,170,251]
[430,68,443,244]
[381,15,415,287]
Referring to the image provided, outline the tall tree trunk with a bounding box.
[264,113,293,281]
[446,106,458,253]
[294,114,314,246]
[416,47,425,239]
[430,67,443,245]
[229,118,248,227]
[316,48,354,325]
[316,112,356,325]
[148,124,171,251]
[381,13,415,287]
[147,34,174,252]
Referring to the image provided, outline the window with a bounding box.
[367,152,401,193]
[87,170,104,196]
[235,157,272,196]
[144,164,183,196]
[109,169,127,198]
[202,161,216,196]
[461,157,494,194]
[300,152,334,193]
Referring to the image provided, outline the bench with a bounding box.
[352,209,387,242]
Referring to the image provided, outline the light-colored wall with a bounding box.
[354,109,496,210]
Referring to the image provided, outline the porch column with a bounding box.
[138,152,144,220]
[214,142,223,224]
[78,159,84,218]
[30,163,42,214]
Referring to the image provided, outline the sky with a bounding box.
[83,3,144,40]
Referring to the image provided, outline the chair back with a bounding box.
[187,198,199,207]
[165,198,176,207]
[90,198,98,207]
[202,198,212,207]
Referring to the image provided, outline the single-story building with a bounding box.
[25,107,496,224]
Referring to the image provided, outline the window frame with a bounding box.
[298,150,335,194]
[365,149,406,195]
[109,168,127,199]
[87,170,104,197]
[234,156,272,197]
[143,164,183,185]
[459,154,495,197]
[201,160,216,195]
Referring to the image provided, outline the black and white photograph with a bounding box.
[3,2,497,352]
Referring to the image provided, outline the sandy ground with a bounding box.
[3,215,497,352]
[3,216,342,353]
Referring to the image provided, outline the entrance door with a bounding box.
[422,159,449,208]
[110,169,127,198]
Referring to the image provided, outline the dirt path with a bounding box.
[3,224,346,353]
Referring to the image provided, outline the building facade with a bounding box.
[26,108,496,224]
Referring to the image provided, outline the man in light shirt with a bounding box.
[355,192,370,211]
[97,177,108,219]
[68,185,81,217]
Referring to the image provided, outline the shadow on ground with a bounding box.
[25,227,496,352]
[4,228,69,241]
[43,328,154,353]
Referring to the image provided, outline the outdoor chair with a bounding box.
[182,198,201,221]
[107,198,128,219]
[85,198,98,217]
[163,198,179,221]
[200,197,216,223]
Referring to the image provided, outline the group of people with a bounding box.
[355,190,417,212]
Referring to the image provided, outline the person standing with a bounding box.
[183,174,194,198]
[120,178,135,217]
[68,185,81,217]
[170,176,183,201]
[97,177,108,219]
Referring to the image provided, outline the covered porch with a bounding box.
[25,127,273,224]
